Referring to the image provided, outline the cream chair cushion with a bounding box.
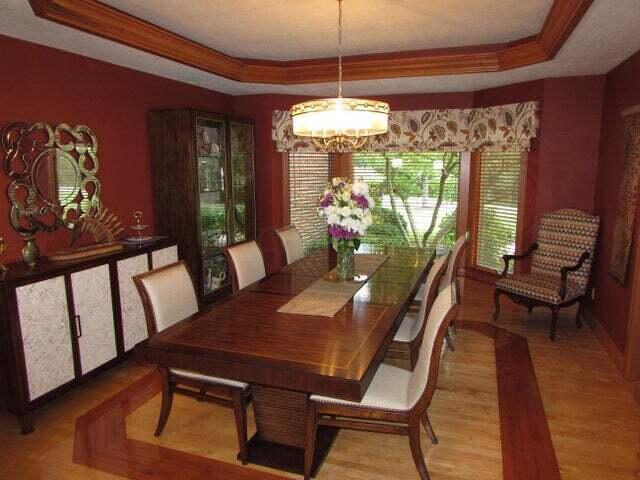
[276,226,305,265]
[312,285,455,412]
[228,241,266,290]
[395,254,449,343]
[138,262,199,332]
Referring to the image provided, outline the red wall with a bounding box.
[593,50,640,351]
[0,34,233,264]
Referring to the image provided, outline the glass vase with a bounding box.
[336,246,355,281]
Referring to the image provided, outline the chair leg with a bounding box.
[421,413,438,445]
[575,299,584,329]
[450,320,457,335]
[304,402,318,480]
[197,387,207,401]
[231,389,248,465]
[492,289,501,321]
[408,419,431,480]
[154,368,174,437]
[444,330,455,352]
[550,306,560,341]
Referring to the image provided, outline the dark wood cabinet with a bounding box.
[0,239,178,433]
[148,109,255,303]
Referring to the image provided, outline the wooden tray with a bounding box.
[48,242,124,262]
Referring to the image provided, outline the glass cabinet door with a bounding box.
[229,120,255,243]
[196,116,231,295]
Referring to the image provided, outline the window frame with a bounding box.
[469,150,528,276]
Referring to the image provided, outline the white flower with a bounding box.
[351,181,369,196]
[339,206,351,217]
[332,177,341,186]
[327,213,340,224]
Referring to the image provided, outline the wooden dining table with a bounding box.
[135,246,431,476]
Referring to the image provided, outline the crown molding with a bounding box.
[29,0,594,85]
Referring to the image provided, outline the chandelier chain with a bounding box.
[338,0,343,98]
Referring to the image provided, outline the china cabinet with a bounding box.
[0,239,178,433]
[148,109,256,302]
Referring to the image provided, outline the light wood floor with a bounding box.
[0,279,638,479]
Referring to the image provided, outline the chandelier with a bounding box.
[289,0,390,153]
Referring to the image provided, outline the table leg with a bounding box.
[243,385,338,477]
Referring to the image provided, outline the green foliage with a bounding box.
[362,207,411,247]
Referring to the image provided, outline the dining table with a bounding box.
[135,246,431,476]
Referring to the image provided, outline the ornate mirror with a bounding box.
[2,122,101,264]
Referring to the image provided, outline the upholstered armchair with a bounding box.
[493,209,600,341]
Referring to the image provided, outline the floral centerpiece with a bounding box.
[319,177,374,280]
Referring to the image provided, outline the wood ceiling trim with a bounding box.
[29,0,594,85]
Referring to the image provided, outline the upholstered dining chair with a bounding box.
[132,261,251,463]
[224,239,267,291]
[493,209,600,341]
[274,225,305,265]
[304,282,460,480]
[386,251,449,370]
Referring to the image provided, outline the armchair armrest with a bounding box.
[559,251,590,300]
[500,243,538,277]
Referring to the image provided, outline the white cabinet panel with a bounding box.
[16,276,75,401]
[118,254,149,352]
[71,265,117,375]
[151,245,178,269]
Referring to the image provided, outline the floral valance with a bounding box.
[272,101,539,153]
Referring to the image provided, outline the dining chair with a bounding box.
[386,251,450,370]
[274,224,305,265]
[304,282,460,480]
[133,260,251,463]
[224,239,267,291]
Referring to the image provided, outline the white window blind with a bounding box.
[352,152,460,252]
[288,152,330,252]
[475,151,523,273]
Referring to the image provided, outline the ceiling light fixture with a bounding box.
[289,0,390,152]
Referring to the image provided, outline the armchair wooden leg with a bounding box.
[304,402,318,480]
[550,307,559,341]
[154,368,174,437]
[408,419,431,480]
[575,299,584,329]
[421,413,438,445]
[231,389,248,465]
[492,289,501,321]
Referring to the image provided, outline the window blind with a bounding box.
[475,151,523,273]
[352,152,460,252]
[288,152,330,252]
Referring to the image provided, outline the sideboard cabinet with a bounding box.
[148,109,256,303]
[0,239,178,433]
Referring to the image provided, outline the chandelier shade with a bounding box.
[290,98,390,139]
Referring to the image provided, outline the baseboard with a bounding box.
[584,306,625,373]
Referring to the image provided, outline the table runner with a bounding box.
[277,254,388,317]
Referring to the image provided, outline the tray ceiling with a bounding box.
[101,0,552,61]
[2,0,640,96]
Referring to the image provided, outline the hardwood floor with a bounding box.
[0,279,638,479]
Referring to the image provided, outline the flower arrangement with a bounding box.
[319,177,374,279]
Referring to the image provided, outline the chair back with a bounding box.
[225,240,267,291]
[410,252,450,342]
[408,282,459,411]
[441,232,469,289]
[133,260,199,335]
[275,225,305,265]
[531,209,600,295]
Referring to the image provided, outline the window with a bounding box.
[474,151,524,273]
[352,152,460,252]
[288,152,330,252]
